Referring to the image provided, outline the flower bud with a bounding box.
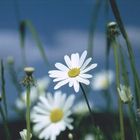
[24,67,35,76]
[117,84,133,103]
[107,21,120,39]
[19,129,32,140]
[21,67,35,86]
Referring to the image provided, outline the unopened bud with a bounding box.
[117,84,133,103]
[21,67,35,86]
[107,21,117,28]
[19,129,32,140]
[24,67,35,76]
[107,21,120,39]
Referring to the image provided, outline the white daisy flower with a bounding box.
[117,84,133,103]
[48,50,97,92]
[91,70,114,91]
[31,90,75,140]
[15,76,50,111]
[19,129,32,140]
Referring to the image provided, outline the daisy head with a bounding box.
[91,70,114,91]
[31,90,75,140]
[48,50,97,92]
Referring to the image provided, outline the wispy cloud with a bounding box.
[0,30,42,64]
[0,26,139,64]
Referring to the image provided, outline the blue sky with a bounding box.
[0,0,140,120]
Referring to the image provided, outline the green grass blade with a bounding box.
[19,21,27,66]
[111,40,125,140]
[109,0,140,107]
[87,0,102,57]
[119,45,129,86]
[119,46,139,139]
[0,60,8,117]
[19,20,49,66]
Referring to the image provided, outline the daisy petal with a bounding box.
[54,79,70,89]
[79,50,87,67]
[53,76,68,82]
[81,63,97,74]
[63,94,75,112]
[80,57,92,70]
[55,63,69,71]
[73,81,79,92]
[80,73,92,78]
[77,77,90,85]
[71,53,79,67]
[64,55,72,68]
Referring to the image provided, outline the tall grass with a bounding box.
[0,1,140,140]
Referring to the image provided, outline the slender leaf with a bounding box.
[0,60,8,117]
[19,20,49,66]
[87,0,102,57]
[109,0,140,107]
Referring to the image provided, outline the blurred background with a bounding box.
[0,0,140,123]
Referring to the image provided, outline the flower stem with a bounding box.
[1,60,8,117]
[26,85,31,140]
[109,0,140,108]
[80,83,95,124]
[112,40,125,140]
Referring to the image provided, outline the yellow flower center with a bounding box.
[50,108,63,123]
[68,68,80,78]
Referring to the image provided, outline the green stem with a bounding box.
[0,60,8,117]
[128,103,139,140]
[112,40,125,140]
[0,105,10,140]
[80,83,95,124]
[109,0,140,108]
[119,45,139,139]
[26,85,31,140]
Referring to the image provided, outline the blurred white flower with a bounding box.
[91,70,114,90]
[15,76,50,110]
[19,129,32,140]
[84,134,95,140]
[73,100,93,115]
[31,90,75,140]
[117,84,133,103]
[49,50,97,92]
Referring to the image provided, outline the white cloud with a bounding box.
[46,30,106,62]
[0,30,42,64]
[0,26,139,65]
